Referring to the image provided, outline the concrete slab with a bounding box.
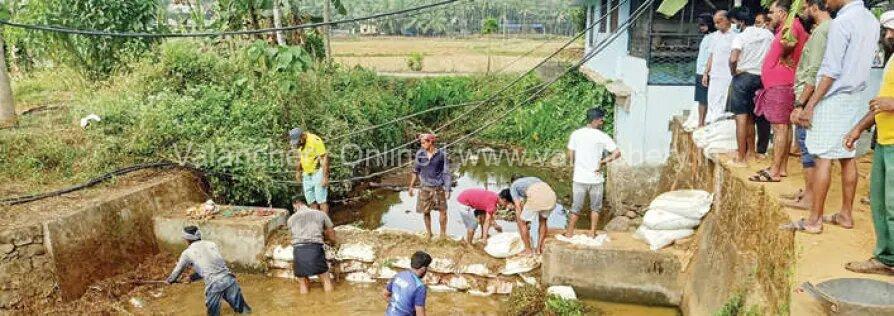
[153,206,287,272]
[541,232,683,307]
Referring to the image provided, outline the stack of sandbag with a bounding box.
[692,119,736,156]
[634,190,713,251]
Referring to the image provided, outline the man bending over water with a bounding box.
[288,200,338,294]
[166,226,251,316]
[500,176,557,255]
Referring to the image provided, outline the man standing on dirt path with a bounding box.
[408,133,452,239]
[727,6,774,167]
[750,0,809,182]
[781,0,832,211]
[702,10,736,123]
[796,0,879,232]
[165,226,252,316]
[565,108,620,238]
[288,200,338,293]
[499,176,557,255]
[383,251,432,316]
[290,127,330,215]
[840,11,894,276]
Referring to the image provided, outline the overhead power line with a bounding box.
[0,0,461,38]
[340,0,630,167]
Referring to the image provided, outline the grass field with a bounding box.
[332,36,584,74]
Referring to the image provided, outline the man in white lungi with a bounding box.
[796,0,880,232]
[701,10,737,123]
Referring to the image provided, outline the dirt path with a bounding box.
[716,153,889,315]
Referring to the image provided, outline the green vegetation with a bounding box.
[480,70,614,151]
[406,52,424,72]
[545,295,588,315]
[481,17,500,35]
[505,284,546,315]
[715,293,762,316]
[2,38,609,207]
[3,0,160,78]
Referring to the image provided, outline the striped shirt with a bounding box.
[287,206,333,245]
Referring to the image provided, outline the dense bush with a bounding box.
[4,0,161,79]
[479,70,614,152]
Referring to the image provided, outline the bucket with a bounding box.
[801,278,894,315]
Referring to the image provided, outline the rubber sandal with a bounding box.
[845,258,894,276]
[760,167,787,178]
[779,218,822,234]
[749,169,781,182]
[822,213,854,229]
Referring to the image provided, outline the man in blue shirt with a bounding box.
[383,251,432,316]
[408,133,452,239]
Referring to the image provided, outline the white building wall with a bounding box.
[580,1,693,167]
[582,1,630,79]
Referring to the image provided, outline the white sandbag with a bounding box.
[429,258,455,274]
[390,257,412,269]
[643,209,701,230]
[336,244,376,262]
[555,234,610,248]
[460,263,493,277]
[649,190,713,219]
[693,119,735,149]
[547,286,578,300]
[634,226,694,251]
[502,256,541,275]
[446,275,471,290]
[519,273,538,285]
[484,232,524,258]
[270,245,293,261]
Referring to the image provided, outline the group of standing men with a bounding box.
[695,0,894,275]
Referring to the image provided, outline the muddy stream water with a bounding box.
[138,160,679,315]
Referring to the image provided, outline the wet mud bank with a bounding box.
[0,171,208,310]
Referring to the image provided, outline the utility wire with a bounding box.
[443,0,654,151]
[280,0,648,186]
[340,0,630,167]
[0,0,461,38]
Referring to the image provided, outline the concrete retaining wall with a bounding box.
[0,171,208,309]
[154,207,287,272]
[541,238,682,306]
[661,119,794,315]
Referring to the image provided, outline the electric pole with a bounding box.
[273,0,285,45]
[323,0,332,60]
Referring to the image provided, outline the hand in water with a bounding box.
[408,188,415,197]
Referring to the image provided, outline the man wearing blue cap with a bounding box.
[289,127,330,214]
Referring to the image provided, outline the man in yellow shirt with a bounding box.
[842,11,894,275]
[290,127,330,214]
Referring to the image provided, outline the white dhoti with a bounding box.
[805,92,866,159]
[705,76,732,124]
